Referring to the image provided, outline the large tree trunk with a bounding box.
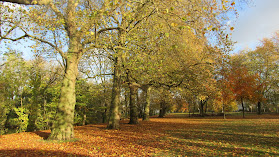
[158,102,167,118]
[107,57,121,129]
[48,1,82,140]
[257,101,261,115]
[129,83,138,124]
[48,53,79,141]
[142,85,151,121]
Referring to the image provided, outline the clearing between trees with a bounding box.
[0,114,278,156]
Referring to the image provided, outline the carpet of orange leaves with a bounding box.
[0,114,278,156]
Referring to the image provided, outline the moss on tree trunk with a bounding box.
[108,57,121,129]
[48,53,79,141]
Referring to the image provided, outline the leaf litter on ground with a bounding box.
[0,114,278,156]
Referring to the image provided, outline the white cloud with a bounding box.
[231,0,279,52]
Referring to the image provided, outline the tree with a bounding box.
[229,55,258,118]
[26,55,59,132]
[0,51,30,133]
[23,1,115,140]
[119,0,234,120]
[1,0,241,136]
[245,36,279,114]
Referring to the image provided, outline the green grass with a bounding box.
[152,114,279,156]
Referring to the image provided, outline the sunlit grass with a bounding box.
[151,114,279,156]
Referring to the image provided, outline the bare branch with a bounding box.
[26,33,66,59]
[0,33,28,41]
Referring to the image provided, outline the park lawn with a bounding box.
[0,114,278,156]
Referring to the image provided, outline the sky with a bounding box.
[2,0,279,58]
[231,0,279,53]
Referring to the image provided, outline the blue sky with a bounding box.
[231,0,279,53]
[2,1,279,58]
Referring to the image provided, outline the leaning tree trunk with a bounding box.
[48,52,79,141]
[107,56,121,129]
[142,85,151,121]
[129,83,138,124]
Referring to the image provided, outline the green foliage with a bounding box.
[0,103,7,135]
[8,107,29,133]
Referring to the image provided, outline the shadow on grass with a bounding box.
[70,118,279,156]
[164,137,279,156]
[168,129,279,148]
[0,149,88,157]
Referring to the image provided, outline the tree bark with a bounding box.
[128,83,138,124]
[241,97,245,118]
[82,114,86,126]
[142,85,151,121]
[200,100,204,117]
[107,57,121,129]
[124,88,129,119]
[257,101,261,115]
[48,51,80,140]
[158,102,167,118]
[107,18,126,129]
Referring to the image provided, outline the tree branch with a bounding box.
[0,34,28,41]
[25,33,66,59]
[97,27,124,35]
